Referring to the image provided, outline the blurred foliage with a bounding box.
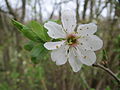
[12,20,50,64]
[0,0,120,90]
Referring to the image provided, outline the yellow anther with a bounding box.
[56,46,59,48]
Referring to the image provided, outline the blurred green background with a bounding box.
[0,0,120,90]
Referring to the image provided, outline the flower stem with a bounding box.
[92,63,120,84]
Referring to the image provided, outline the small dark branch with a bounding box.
[33,0,37,20]
[38,0,42,22]
[93,63,120,84]
[5,0,13,13]
[55,0,72,6]
[76,0,80,23]
[82,0,89,20]
[5,0,17,19]
[58,5,61,20]
[49,6,55,19]
[96,0,109,18]
[95,0,101,16]
[89,0,94,19]
[20,0,26,22]
[0,7,8,14]
[49,0,72,19]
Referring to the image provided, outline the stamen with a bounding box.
[84,56,87,59]
[66,34,80,47]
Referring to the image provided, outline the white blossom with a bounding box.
[44,10,103,72]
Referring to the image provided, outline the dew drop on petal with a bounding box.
[90,47,93,49]
[83,56,87,59]
[56,46,59,48]
[80,43,83,45]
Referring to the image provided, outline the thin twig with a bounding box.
[0,7,8,13]
[92,63,120,84]
[96,0,109,18]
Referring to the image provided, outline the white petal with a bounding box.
[44,41,65,50]
[78,35,103,51]
[77,23,97,36]
[68,48,82,72]
[76,47,96,66]
[61,10,76,34]
[51,45,69,65]
[44,21,66,39]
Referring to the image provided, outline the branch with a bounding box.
[96,0,109,18]
[38,0,42,22]
[5,0,17,19]
[92,63,120,84]
[82,0,89,20]
[20,0,26,22]
[49,0,72,19]
[89,0,94,19]
[55,0,73,5]
[76,0,80,23]
[0,7,8,13]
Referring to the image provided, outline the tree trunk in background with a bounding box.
[3,0,26,89]
[38,0,43,22]
[90,0,94,20]
[20,0,26,22]
[76,0,80,23]
[0,12,11,85]
[82,0,89,20]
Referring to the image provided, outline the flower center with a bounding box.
[66,34,79,47]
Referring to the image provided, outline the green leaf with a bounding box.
[34,66,44,80]
[105,86,111,90]
[49,19,61,24]
[27,21,51,42]
[24,41,35,51]
[43,26,52,41]
[90,88,95,90]
[31,43,48,64]
[11,19,24,30]
[0,82,10,90]
[11,19,44,42]
[10,72,20,79]
[21,27,43,42]
[102,49,108,60]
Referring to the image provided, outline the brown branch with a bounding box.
[92,63,120,84]
[20,0,26,22]
[82,0,89,20]
[95,0,101,16]
[96,0,109,18]
[38,0,42,22]
[5,0,17,19]
[76,0,80,23]
[49,0,72,19]
[55,0,73,5]
[0,7,8,14]
[89,0,94,19]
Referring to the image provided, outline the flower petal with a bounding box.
[68,48,82,72]
[51,45,69,65]
[44,21,66,39]
[44,40,65,50]
[78,35,103,51]
[77,23,97,36]
[76,47,96,66]
[61,10,76,34]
